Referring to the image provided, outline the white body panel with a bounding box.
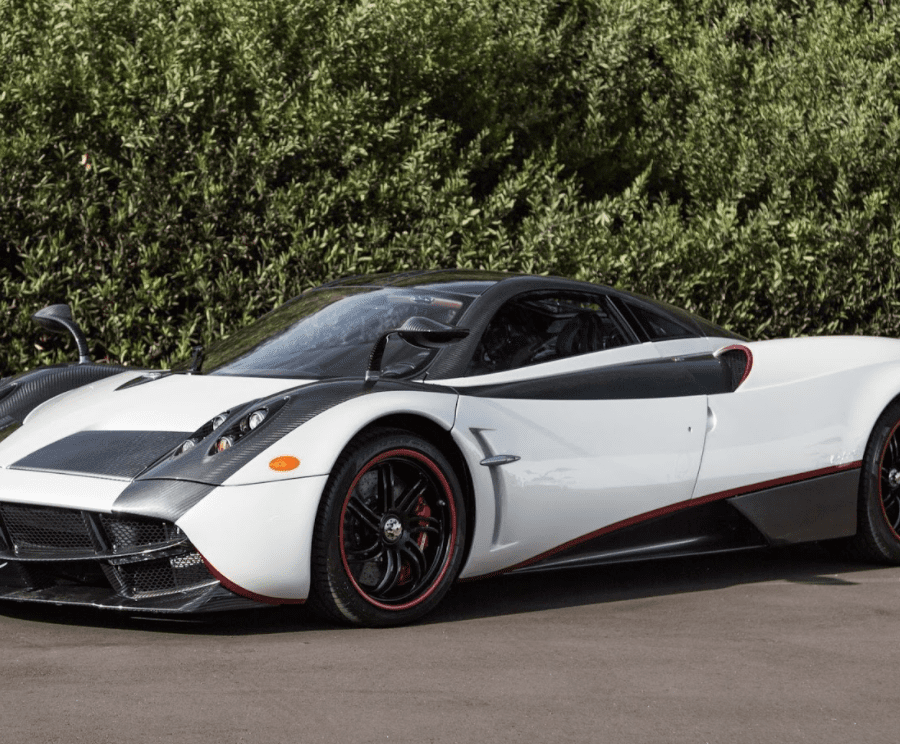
[447,340,710,576]
[177,475,328,600]
[0,468,127,511]
[694,337,900,499]
[453,395,708,577]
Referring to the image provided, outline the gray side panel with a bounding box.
[728,469,859,545]
[10,431,190,479]
[112,479,215,522]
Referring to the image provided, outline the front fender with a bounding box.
[116,379,459,523]
[219,382,459,486]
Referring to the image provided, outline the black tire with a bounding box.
[850,401,900,563]
[309,428,466,627]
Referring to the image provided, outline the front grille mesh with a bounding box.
[100,515,178,552]
[118,553,210,597]
[1,504,94,551]
[0,502,214,599]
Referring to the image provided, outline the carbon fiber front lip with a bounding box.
[0,581,264,613]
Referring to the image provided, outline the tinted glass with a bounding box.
[623,302,695,340]
[620,292,747,341]
[187,288,472,378]
[467,292,631,375]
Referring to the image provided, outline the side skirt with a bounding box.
[729,467,858,545]
[505,466,860,576]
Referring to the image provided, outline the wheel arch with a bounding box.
[847,367,900,461]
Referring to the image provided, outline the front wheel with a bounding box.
[309,429,466,626]
[850,401,900,563]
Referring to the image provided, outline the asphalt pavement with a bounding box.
[1,545,897,744]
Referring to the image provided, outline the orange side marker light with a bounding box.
[269,455,300,472]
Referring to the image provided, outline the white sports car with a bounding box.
[1,270,899,626]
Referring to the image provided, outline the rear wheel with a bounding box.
[309,429,466,626]
[850,401,900,563]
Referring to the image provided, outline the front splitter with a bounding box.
[0,580,263,614]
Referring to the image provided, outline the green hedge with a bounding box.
[2,0,900,376]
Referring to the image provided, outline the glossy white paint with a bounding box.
[738,336,900,392]
[177,475,328,600]
[454,394,708,576]
[0,467,126,511]
[693,337,900,499]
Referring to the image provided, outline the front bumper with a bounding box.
[0,470,330,612]
[0,501,260,612]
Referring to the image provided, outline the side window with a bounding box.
[621,301,695,340]
[466,293,632,376]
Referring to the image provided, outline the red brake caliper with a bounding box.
[397,497,432,585]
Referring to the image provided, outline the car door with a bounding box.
[445,291,710,576]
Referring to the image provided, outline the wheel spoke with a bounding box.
[378,462,396,510]
[408,517,441,536]
[398,537,427,584]
[884,485,900,524]
[346,541,385,563]
[396,476,427,513]
[888,435,900,468]
[410,515,440,527]
[334,446,460,614]
[373,548,402,595]
[346,494,381,532]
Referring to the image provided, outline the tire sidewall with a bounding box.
[859,403,900,562]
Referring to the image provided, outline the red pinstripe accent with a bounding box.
[474,461,862,578]
[202,557,305,606]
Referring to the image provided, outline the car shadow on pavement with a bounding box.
[0,543,885,634]
[426,542,878,625]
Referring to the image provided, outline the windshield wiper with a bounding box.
[188,345,205,374]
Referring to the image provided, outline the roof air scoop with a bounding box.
[31,303,91,364]
[367,316,469,381]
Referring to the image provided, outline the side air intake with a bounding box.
[715,345,753,390]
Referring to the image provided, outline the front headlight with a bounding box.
[172,409,231,458]
[212,407,270,454]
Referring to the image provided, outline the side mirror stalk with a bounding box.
[366,317,469,380]
[31,304,91,364]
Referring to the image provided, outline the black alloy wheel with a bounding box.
[310,428,466,626]
[851,400,900,563]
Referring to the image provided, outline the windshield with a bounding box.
[188,287,473,379]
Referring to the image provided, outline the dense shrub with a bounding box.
[2,0,899,375]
